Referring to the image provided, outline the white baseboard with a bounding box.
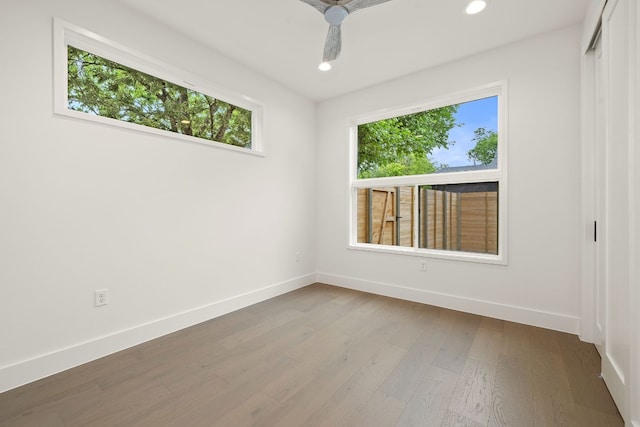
[0,272,582,394]
[0,274,316,394]
[317,272,580,334]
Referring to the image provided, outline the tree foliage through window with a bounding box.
[357,106,458,178]
[67,46,252,148]
[467,128,497,165]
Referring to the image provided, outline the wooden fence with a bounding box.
[357,187,414,246]
[357,187,498,254]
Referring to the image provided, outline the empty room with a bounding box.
[0,0,638,425]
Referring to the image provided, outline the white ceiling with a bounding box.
[118,0,590,101]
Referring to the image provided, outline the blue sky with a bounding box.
[430,96,498,167]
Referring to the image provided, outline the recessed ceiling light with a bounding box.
[318,62,332,71]
[465,0,487,15]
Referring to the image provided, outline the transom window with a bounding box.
[350,83,507,264]
[53,19,263,154]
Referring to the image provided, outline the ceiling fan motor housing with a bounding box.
[324,5,349,25]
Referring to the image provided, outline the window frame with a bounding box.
[348,82,508,265]
[53,18,265,155]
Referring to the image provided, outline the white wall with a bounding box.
[316,25,583,333]
[0,0,317,392]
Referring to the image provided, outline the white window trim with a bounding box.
[52,18,265,156]
[348,81,508,265]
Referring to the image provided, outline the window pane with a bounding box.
[431,97,498,171]
[418,182,498,255]
[357,186,415,247]
[357,97,498,179]
[67,46,252,148]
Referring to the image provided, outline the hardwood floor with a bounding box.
[0,283,623,426]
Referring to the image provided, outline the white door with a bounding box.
[598,0,631,417]
[593,35,605,357]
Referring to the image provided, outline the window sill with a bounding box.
[347,243,507,266]
[56,109,266,157]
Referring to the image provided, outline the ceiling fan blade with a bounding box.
[323,24,342,62]
[345,0,390,13]
[300,0,328,14]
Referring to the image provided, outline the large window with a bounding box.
[350,84,507,263]
[53,19,263,154]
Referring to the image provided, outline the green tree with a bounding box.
[357,105,458,178]
[67,46,252,148]
[359,153,437,178]
[467,128,497,165]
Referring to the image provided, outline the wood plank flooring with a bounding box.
[0,283,623,426]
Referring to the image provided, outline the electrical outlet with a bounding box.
[420,261,428,272]
[95,289,109,307]
[296,252,301,262]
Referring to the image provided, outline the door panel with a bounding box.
[599,0,631,416]
[593,36,605,356]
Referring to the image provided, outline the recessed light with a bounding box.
[465,0,487,15]
[318,62,332,71]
